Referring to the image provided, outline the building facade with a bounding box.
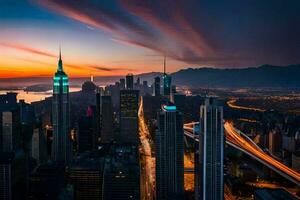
[0,153,14,200]
[100,96,113,143]
[195,98,224,200]
[153,76,161,97]
[102,145,140,200]
[69,151,106,200]
[126,74,134,90]
[155,104,184,200]
[119,90,139,144]
[52,50,72,165]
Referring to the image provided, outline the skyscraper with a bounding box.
[69,151,106,200]
[2,112,15,152]
[1,110,21,152]
[52,49,72,165]
[0,93,19,152]
[100,95,113,143]
[120,78,126,89]
[78,115,93,153]
[103,144,140,200]
[195,98,224,200]
[173,94,186,113]
[126,73,134,90]
[153,76,161,97]
[31,126,47,164]
[96,89,102,145]
[119,90,139,144]
[155,104,184,200]
[162,56,171,97]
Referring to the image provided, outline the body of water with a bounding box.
[0,87,81,104]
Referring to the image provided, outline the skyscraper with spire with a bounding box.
[52,48,72,165]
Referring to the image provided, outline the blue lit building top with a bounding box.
[53,49,69,94]
[162,104,177,112]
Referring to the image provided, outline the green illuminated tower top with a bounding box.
[53,48,69,94]
[163,55,171,96]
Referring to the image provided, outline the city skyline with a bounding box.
[1,1,300,200]
[1,0,300,78]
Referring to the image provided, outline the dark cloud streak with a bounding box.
[88,65,136,72]
[0,42,56,58]
[38,0,300,67]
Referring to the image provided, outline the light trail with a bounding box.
[227,99,265,112]
[184,154,194,191]
[184,121,300,186]
[138,96,155,200]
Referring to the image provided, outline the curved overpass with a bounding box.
[184,122,300,186]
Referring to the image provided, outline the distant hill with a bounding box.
[1,65,299,89]
[171,64,300,88]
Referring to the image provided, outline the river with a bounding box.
[0,87,81,104]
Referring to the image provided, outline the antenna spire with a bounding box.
[58,46,63,72]
[164,55,166,74]
[59,45,62,61]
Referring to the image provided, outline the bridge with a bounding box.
[183,121,300,186]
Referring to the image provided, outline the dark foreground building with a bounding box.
[69,150,106,200]
[195,98,224,200]
[0,152,14,200]
[119,90,139,144]
[103,145,140,200]
[155,104,184,200]
[29,163,65,200]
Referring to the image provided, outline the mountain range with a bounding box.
[169,64,300,88]
[1,64,300,89]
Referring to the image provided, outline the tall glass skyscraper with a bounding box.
[119,90,139,144]
[195,98,224,200]
[52,49,72,165]
[155,104,184,200]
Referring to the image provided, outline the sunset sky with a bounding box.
[1,0,300,78]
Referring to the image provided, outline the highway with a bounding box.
[184,121,300,186]
[227,99,265,112]
[138,96,155,200]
